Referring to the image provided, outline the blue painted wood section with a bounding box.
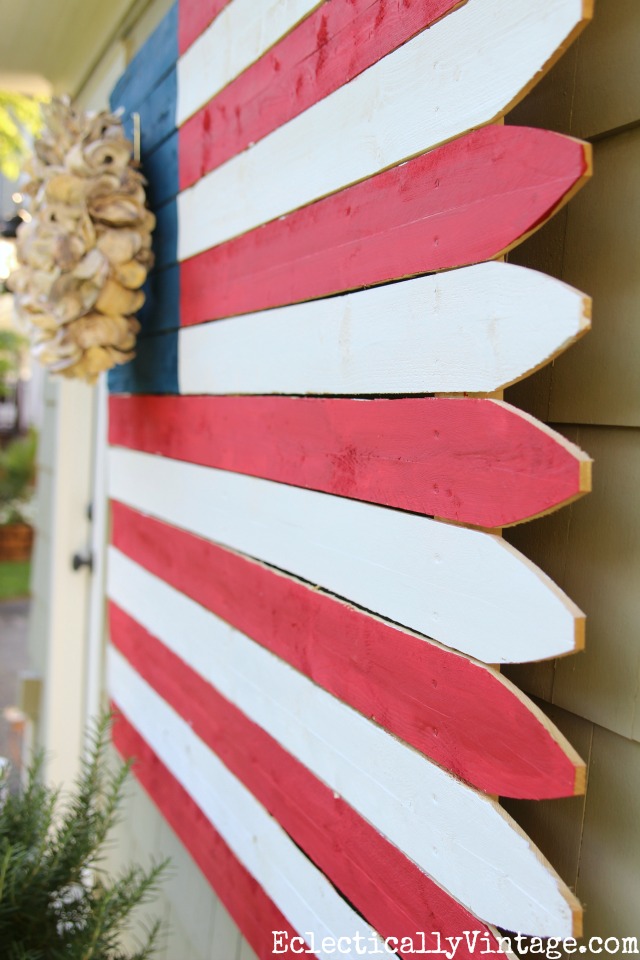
[137,265,180,336]
[110,4,178,117]
[108,1,179,394]
[145,132,179,208]
[153,200,178,271]
[108,330,179,395]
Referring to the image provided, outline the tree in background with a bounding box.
[0,92,45,182]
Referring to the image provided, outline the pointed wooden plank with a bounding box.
[110,262,590,396]
[178,262,590,398]
[110,604,513,952]
[112,716,306,960]
[177,0,592,258]
[180,127,590,325]
[179,0,466,189]
[108,656,395,958]
[108,578,581,937]
[109,395,590,528]
[111,502,585,799]
[177,0,324,125]
[107,448,583,664]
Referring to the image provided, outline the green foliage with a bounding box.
[0,561,31,599]
[0,429,37,515]
[0,330,25,399]
[0,92,45,182]
[0,716,168,959]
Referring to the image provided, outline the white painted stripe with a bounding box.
[177,0,323,124]
[108,551,578,937]
[107,448,582,664]
[109,648,393,959]
[177,0,587,257]
[178,263,590,395]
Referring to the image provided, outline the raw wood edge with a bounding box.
[493,1,594,127]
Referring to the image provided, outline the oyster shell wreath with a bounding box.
[8,97,155,384]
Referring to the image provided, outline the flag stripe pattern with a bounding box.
[180,126,590,328]
[107,0,593,948]
[110,607,508,957]
[109,395,590,527]
[111,500,584,799]
[108,558,578,936]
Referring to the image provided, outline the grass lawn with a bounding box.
[0,561,31,601]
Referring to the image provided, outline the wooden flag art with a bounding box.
[106,0,593,953]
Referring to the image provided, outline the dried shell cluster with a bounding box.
[9,97,154,384]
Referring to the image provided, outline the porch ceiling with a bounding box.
[0,0,141,96]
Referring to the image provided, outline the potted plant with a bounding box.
[0,427,36,561]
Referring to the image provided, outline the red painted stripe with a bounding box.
[178,0,232,55]
[112,710,300,959]
[109,395,588,527]
[111,610,502,958]
[180,126,590,326]
[111,501,581,799]
[179,0,464,189]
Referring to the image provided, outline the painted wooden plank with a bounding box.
[107,330,178,396]
[112,714,309,960]
[136,265,180,338]
[509,427,640,743]
[178,1,231,56]
[178,1,231,55]
[112,68,177,158]
[111,501,585,799]
[107,573,581,937]
[547,129,640,427]
[108,395,591,528]
[109,653,397,958]
[153,200,177,271]
[110,601,510,952]
[179,0,466,189]
[177,0,324,125]
[110,3,177,114]
[144,131,178,209]
[177,0,591,258]
[179,263,590,396]
[107,448,584,664]
[180,127,590,325]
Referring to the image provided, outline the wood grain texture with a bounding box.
[178,0,230,54]
[180,127,590,323]
[110,3,177,114]
[177,0,324,125]
[107,331,178,396]
[177,0,591,258]
[110,604,506,955]
[178,262,590,396]
[179,0,466,189]
[107,577,580,937]
[547,129,640,427]
[107,448,584,664]
[112,715,303,960]
[508,427,640,743]
[108,395,591,527]
[111,501,585,798]
[109,657,398,957]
